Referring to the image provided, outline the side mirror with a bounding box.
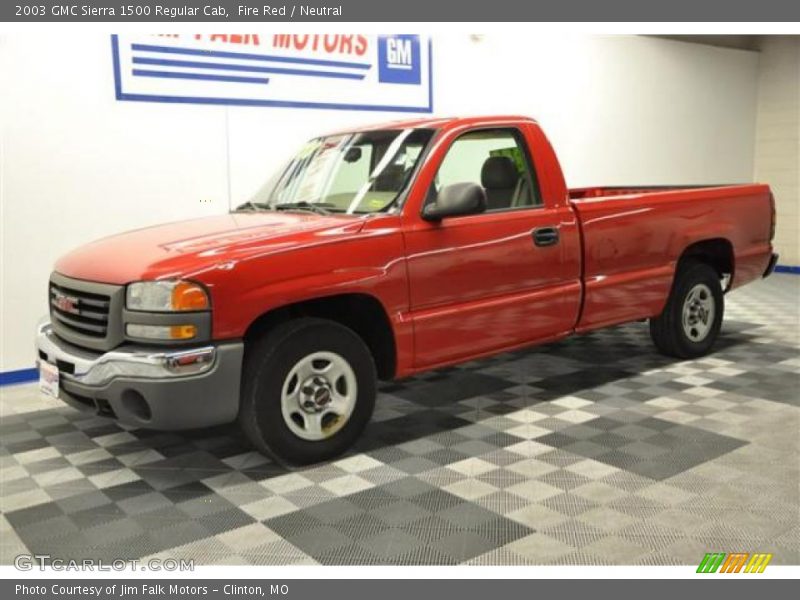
[422,182,487,221]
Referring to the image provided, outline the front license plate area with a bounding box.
[39,361,60,399]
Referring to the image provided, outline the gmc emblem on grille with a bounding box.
[53,292,79,314]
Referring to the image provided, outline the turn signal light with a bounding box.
[170,324,198,340]
[172,282,210,311]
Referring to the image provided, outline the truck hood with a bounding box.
[54,212,365,284]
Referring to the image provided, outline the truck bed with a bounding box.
[568,183,774,332]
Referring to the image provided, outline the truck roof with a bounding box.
[327,115,538,136]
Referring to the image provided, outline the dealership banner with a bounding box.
[111,34,433,112]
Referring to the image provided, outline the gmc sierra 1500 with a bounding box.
[36,116,778,464]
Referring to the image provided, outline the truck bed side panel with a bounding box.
[571,185,773,332]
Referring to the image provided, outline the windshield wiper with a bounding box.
[234,201,271,212]
[274,201,338,215]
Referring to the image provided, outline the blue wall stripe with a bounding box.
[132,57,366,80]
[132,70,270,85]
[0,368,38,386]
[131,42,372,70]
[775,265,800,274]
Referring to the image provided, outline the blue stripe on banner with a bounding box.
[0,368,38,386]
[111,33,123,99]
[775,265,800,274]
[131,43,372,70]
[132,70,270,85]
[132,56,366,80]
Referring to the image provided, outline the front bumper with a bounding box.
[35,321,243,430]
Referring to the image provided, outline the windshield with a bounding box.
[243,128,434,214]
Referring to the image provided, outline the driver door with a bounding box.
[403,127,581,368]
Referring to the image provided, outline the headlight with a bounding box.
[126,280,210,312]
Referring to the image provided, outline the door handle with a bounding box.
[533,226,559,247]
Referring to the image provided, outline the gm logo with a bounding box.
[378,35,421,85]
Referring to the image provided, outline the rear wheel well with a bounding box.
[678,239,734,282]
[244,294,397,380]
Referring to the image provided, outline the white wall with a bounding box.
[436,35,759,187]
[0,33,761,371]
[754,36,800,266]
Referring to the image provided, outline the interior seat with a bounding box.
[481,156,520,210]
[373,163,407,192]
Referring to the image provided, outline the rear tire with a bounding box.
[239,318,376,465]
[649,260,724,359]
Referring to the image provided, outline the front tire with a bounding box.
[649,260,724,359]
[239,318,377,465]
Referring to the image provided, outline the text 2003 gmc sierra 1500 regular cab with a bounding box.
[36,116,778,464]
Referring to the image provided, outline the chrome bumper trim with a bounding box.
[35,319,216,387]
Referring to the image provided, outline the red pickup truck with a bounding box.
[36,116,778,464]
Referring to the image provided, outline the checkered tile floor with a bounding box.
[1,275,798,565]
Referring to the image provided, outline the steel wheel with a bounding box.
[280,351,357,441]
[681,283,715,342]
[651,260,723,358]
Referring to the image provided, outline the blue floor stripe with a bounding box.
[0,368,38,386]
[775,265,800,274]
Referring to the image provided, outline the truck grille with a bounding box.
[48,273,124,352]
[50,283,110,338]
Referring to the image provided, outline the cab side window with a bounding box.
[433,129,541,211]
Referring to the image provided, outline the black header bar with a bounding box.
[3,0,800,22]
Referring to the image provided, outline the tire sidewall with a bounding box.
[244,320,376,464]
[671,263,724,357]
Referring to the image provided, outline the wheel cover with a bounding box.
[280,351,357,441]
[681,283,715,343]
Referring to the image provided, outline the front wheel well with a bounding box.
[244,294,397,381]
